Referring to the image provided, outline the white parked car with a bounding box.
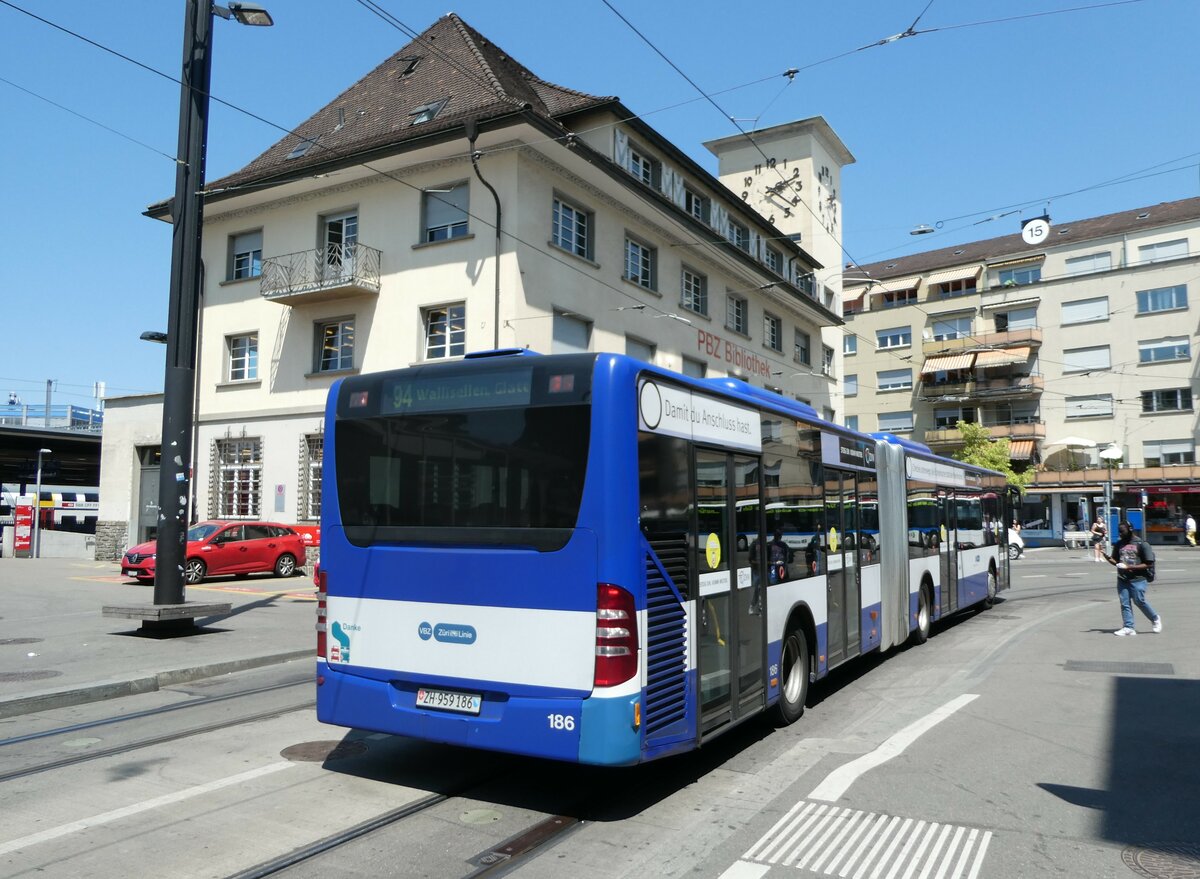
[1007,529,1025,560]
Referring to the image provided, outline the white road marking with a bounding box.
[0,761,294,856]
[808,694,979,802]
[1021,574,1047,579]
[740,803,992,879]
[716,861,769,879]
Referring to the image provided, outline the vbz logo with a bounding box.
[418,622,433,641]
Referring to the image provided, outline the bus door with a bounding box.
[694,449,765,735]
[939,491,959,616]
[824,468,862,666]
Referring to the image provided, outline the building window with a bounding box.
[764,313,782,351]
[229,230,262,280]
[624,237,656,289]
[882,288,918,308]
[1139,337,1190,364]
[1061,297,1109,325]
[843,334,857,356]
[876,326,912,349]
[227,333,258,382]
[215,438,262,519]
[315,318,354,372]
[299,434,323,520]
[728,221,749,252]
[681,267,707,315]
[935,406,974,428]
[684,187,709,223]
[1065,251,1112,275]
[878,411,913,432]
[322,212,358,280]
[877,368,913,391]
[552,311,591,353]
[1143,439,1195,466]
[422,182,469,242]
[937,278,976,299]
[627,145,658,186]
[1137,238,1188,264]
[765,247,783,274]
[1065,395,1114,419]
[681,356,706,378]
[996,265,1041,286]
[409,98,448,125]
[1136,284,1188,314]
[1061,345,1110,373]
[1142,388,1192,413]
[552,197,592,259]
[822,345,834,376]
[822,406,835,422]
[845,374,858,396]
[994,307,1037,331]
[727,294,747,335]
[845,415,859,431]
[932,316,972,341]
[626,336,655,364]
[424,303,466,359]
[794,330,811,365]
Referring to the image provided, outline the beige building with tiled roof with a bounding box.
[843,196,1200,546]
[98,14,855,553]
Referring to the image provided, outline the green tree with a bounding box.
[950,420,1034,491]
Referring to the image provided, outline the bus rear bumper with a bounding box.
[316,665,641,765]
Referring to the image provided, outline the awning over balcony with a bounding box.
[925,265,982,286]
[975,346,1031,367]
[921,353,976,375]
[981,296,1041,311]
[1009,439,1036,460]
[873,275,922,292]
[988,254,1045,269]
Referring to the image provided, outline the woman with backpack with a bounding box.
[1105,520,1162,636]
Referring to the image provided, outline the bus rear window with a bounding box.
[335,404,590,550]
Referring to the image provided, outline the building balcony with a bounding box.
[921,327,1043,356]
[920,375,1045,401]
[923,420,1046,446]
[260,243,382,305]
[1032,465,1200,488]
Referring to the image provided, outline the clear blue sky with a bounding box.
[1,0,1196,409]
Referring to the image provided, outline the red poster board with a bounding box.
[13,496,34,558]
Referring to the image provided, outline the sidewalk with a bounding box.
[0,556,314,719]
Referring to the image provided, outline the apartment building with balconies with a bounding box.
[96,14,853,553]
[843,196,1200,544]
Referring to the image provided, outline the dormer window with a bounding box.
[409,98,448,125]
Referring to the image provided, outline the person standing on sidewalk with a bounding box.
[1090,515,1107,562]
[1185,513,1196,547]
[1106,520,1161,636]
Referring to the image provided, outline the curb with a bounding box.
[0,649,313,720]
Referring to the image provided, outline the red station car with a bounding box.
[122,521,306,585]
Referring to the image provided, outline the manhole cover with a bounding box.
[0,670,62,682]
[280,740,368,762]
[0,638,42,646]
[1064,661,1174,675]
[1122,842,1200,878]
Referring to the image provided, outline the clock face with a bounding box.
[738,158,804,226]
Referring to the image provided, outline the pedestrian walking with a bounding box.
[1185,513,1196,547]
[1090,515,1107,562]
[1106,520,1162,636]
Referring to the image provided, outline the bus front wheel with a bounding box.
[913,585,932,644]
[773,628,810,726]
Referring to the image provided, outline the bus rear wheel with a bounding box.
[985,565,998,607]
[913,585,932,644]
[773,628,810,726]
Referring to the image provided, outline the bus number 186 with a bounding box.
[547,714,576,731]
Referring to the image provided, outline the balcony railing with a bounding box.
[923,421,1046,445]
[920,375,1045,400]
[260,243,382,305]
[921,326,1043,356]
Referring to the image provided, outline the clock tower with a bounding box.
[704,117,854,304]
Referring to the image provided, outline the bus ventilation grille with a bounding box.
[644,537,688,736]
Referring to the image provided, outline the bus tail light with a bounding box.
[316,567,328,660]
[594,583,638,687]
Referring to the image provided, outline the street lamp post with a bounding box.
[33,448,51,558]
[152,1,272,607]
[1100,443,1124,550]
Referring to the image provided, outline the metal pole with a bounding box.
[33,449,46,558]
[153,0,213,606]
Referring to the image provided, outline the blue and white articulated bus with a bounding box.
[315,350,1013,766]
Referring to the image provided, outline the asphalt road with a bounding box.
[0,550,1195,879]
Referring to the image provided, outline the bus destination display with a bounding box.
[382,368,532,414]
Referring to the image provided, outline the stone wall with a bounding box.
[94,520,128,561]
